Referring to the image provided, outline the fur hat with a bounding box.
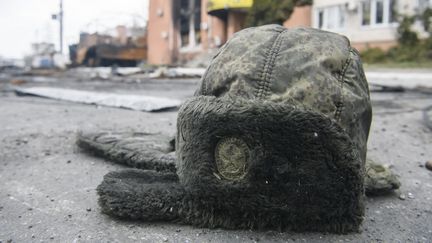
[96,25,372,233]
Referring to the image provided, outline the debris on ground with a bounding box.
[366,71,432,88]
[60,67,205,80]
[13,87,181,112]
[9,79,26,85]
[364,159,401,196]
[368,71,432,94]
[369,84,432,94]
[149,67,205,79]
[183,50,217,68]
[66,67,146,80]
[369,84,405,93]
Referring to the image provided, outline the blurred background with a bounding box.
[1,1,432,242]
[1,0,432,69]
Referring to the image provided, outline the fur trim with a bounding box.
[97,169,183,221]
[176,96,364,232]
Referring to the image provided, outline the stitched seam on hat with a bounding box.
[201,43,229,95]
[255,39,274,98]
[255,29,287,99]
[335,49,353,120]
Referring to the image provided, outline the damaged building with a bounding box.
[147,0,253,65]
[147,0,311,65]
[147,0,432,65]
[69,25,147,67]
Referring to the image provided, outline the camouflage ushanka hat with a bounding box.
[96,25,372,233]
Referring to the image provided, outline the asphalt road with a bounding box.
[0,72,431,242]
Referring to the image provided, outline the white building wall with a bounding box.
[312,0,430,49]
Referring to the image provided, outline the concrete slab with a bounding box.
[14,87,181,112]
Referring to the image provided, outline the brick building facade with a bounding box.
[147,0,429,65]
[147,0,252,65]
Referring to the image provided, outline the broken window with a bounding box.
[179,0,201,48]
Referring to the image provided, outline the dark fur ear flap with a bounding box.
[77,131,176,172]
[97,169,184,221]
[176,96,365,233]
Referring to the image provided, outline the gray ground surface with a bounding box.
[0,71,431,242]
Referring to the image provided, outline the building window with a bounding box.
[376,0,384,24]
[361,0,398,27]
[179,0,201,48]
[389,0,397,23]
[318,10,324,29]
[362,1,371,25]
[315,5,346,30]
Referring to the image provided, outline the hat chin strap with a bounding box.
[97,169,184,221]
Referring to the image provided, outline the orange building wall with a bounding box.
[211,16,227,47]
[201,0,227,49]
[283,5,312,28]
[150,0,314,65]
[201,0,210,50]
[147,0,178,65]
[227,11,247,39]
